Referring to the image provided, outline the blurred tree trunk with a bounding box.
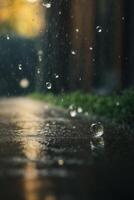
[43,0,71,93]
[123,0,134,88]
[69,0,95,92]
[94,0,124,93]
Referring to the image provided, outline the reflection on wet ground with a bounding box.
[0,98,134,200]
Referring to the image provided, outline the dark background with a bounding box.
[0,0,134,96]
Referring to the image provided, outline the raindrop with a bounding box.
[96,26,102,33]
[71,50,76,55]
[42,3,51,8]
[77,107,83,113]
[70,110,77,117]
[89,46,93,51]
[58,159,64,166]
[6,35,10,40]
[69,104,75,110]
[46,82,52,90]
[18,64,22,70]
[19,78,29,89]
[116,101,120,106]
[54,73,59,79]
[59,11,62,15]
[90,122,104,149]
[37,69,40,74]
[38,50,43,55]
[38,50,43,62]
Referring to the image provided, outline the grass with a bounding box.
[29,89,134,125]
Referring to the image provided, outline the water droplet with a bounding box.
[96,26,102,33]
[76,28,79,32]
[46,82,52,90]
[70,110,77,117]
[19,78,29,88]
[6,35,10,40]
[54,73,59,79]
[89,46,93,51]
[18,64,22,70]
[116,101,120,106]
[90,122,104,149]
[59,11,62,15]
[37,69,40,74]
[58,159,64,166]
[77,107,83,113]
[42,3,51,8]
[69,104,74,110]
[71,50,76,55]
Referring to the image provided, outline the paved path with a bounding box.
[0,98,133,200]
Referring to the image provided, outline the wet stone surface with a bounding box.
[0,98,134,200]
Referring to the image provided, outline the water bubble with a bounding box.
[46,82,52,90]
[42,3,51,8]
[90,122,104,149]
[96,26,102,33]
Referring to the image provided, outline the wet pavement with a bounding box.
[0,98,134,200]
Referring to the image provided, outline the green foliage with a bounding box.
[29,89,134,125]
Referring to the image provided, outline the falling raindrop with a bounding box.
[59,11,62,15]
[116,101,120,106]
[18,64,22,70]
[54,73,59,79]
[42,3,51,8]
[70,110,77,117]
[77,107,83,113]
[6,35,10,40]
[76,28,79,32]
[89,46,93,51]
[96,26,102,33]
[90,122,104,150]
[71,50,76,55]
[38,50,43,62]
[46,82,52,90]
[58,159,64,166]
[19,78,29,89]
